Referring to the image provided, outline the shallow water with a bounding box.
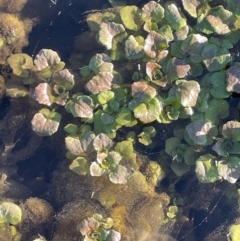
[1,0,240,240]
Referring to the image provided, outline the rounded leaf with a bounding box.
[34,49,61,71]
[31,109,61,136]
[0,202,22,225]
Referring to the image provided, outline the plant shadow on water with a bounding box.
[1,0,240,240]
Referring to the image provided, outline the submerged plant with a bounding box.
[78,213,121,241]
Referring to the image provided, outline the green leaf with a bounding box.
[93,133,113,151]
[98,22,127,50]
[85,72,114,94]
[201,43,231,72]
[164,58,191,81]
[80,65,91,77]
[0,202,22,225]
[205,98,229,125]
[229,224,240,241]
[124,35,144,59]
[181,34,208,63]
[222,121,240,141]
[186,120,213,145]
[34,48,62,71]
[64,124,78,135]
[6,83,29,98]
[52,69,75,90]
[119,6,142,31]
[100,113,115,125]
[31,109,61,136]
[164,2,187,30]
[65,94,94,118]
[133,97,162,123]
[90,162,105,176]
[69,157,89,175]
[182,0,205,18]
[138,127,156,146]
[142,1,165,23]
[175,80,200,107]
[109,165,128,184]
[217,157,240,183]
[131,81,157,104]
[210,72,230,99]
[114,140,134,160]
[115,107,137,127]
[226,65,240,93]
[195,154,221,183]
[144,31,168,58]
[65,131,95,156]
[97,90,115,105]
[171,159,191,176]
[89,53,113,74]
[7,53,33,77]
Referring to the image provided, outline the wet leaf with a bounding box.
[142,1,165,23]
[115,107,137,127]
[165,58,191,81]
[205,99,229,125]
[98,22,126,50]
[65,94,94,118]
[85,72,114,94]
[34,49,61,71]
[181,34,208,63]
[97,90,115,105]
[65,131,95,155]
[119,6,142,31]
[79,217,99,236]
[182,0,205,18]
[0,202,22,225]
[7,53,33,77]
[201,43,231,72]
[175,80,200,107]
[186,120,212,145]
[131,81,157,103]
[217,157,240,183]
[52,69,75,90]
[204,6,236,35]
[146,62,162,82]
[106,229,121,241]
[6,83,29,98]
[31,83,53,106]
[209,71,230,99]
[109,165,128,184]
[31,108,61,136]
[124,35,144,59]
[69,157,89,175]
[222,121,240,141]
[133,97,162,123]
[164,2,187,30]
[226,65,240,93]
[93,133,113,151]
[195,154,221,183]
[89,53,113,74]
[90,162,105,176]
[144,31,168,58]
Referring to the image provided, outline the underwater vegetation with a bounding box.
[2,0,240,240]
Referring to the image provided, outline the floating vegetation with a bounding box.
[2,0,240,240]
